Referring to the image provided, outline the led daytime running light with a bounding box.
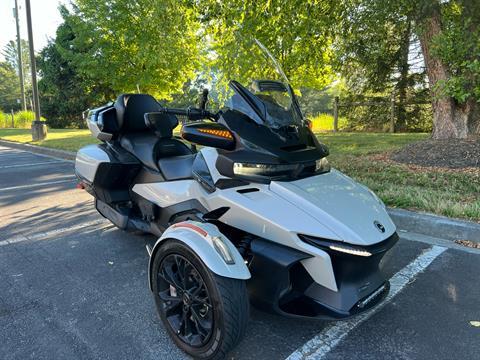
[328,245,372,257]
[233,162,298,176]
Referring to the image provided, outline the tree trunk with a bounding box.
[418,6,479,139]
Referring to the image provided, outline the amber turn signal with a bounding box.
[198,128,234,140]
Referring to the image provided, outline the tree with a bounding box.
[335,0,479,139]
[334,0,430,132]
[38,9,115,128]
[198,0,336,90]
[0,62,21,112]
[2,39,32,94]
[60,0,203,100]
[418,0,480,138]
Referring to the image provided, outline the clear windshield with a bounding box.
[196,37,304,129]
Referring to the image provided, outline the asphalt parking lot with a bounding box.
[0,144,479,360]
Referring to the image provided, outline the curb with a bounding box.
[0,139,478,243]
[0,139,75,161]
[388,207,480,242]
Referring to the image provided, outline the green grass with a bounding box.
[316,132,479,222]
[0,128,99,152]
[1,128,478,221]
[318,132,428,157]
[309,113,348,132]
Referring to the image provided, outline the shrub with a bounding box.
[0,111,8,128]
[309,113,348,132]
[0,111,47,129]
[13,111,36,128]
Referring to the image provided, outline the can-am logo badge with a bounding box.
[374,221,385,233]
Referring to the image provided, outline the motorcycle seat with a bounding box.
[157,154,195,180]
[120,133,192,171]
[114,93,193,172]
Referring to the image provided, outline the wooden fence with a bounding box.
[332,95,431,132]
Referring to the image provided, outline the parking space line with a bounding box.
[0,161,65,169]
[286,245,447,360]
[0,177,77,192]
[0,219,110,247]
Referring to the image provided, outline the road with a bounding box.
[0,144,479,360]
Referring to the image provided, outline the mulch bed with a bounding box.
[391,138,480,169]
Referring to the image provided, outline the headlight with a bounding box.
[315,157,330,173]
[233,162,298,177]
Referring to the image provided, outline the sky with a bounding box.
[0,0,65,60]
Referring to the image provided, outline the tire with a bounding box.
[151,239,249,359]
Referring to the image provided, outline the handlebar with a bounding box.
[159,107,217,121]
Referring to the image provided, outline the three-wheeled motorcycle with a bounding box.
[75,39,398,359]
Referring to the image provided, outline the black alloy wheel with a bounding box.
[157,253,213,347]
[151,239,250,360]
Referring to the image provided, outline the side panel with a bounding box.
[148,221,251,291]
[75,145,110,183]
[132,180,200,208]
[204,187,339,291]
[76,143,141,204]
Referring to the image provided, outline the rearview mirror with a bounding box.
[181,122,235,150]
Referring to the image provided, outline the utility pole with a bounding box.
[25,0,47,140]
[13,0,26,111]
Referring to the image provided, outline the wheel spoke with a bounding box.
[164,300,183,316]
[158,289,182,303]
[192,295,212,308]
[175,255,187,288]
[191,307,212,338]
[180,308,188,336]
[159,266,184,291]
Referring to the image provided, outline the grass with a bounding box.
[1,128,478,221]
[309,113,348,132]
[317,132,480,222]
[0,128,99,152]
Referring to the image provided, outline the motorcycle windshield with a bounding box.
[204,38,304,129]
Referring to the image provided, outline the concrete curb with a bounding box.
[0,139,478,243]
[0,139,75,161]
[388,207,480,242]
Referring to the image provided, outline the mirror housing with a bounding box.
[181,122,235,150]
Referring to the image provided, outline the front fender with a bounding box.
[148,221,251,291]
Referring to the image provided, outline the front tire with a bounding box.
[152,240,249,359]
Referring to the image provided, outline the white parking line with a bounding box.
[286,245,447,360]
[0,219,110,247]
[0,177,77,192]
[0,161,65,169]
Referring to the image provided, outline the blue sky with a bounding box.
[0,0,64,59]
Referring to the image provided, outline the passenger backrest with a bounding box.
[114,94,162,133]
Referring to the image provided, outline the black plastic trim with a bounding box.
[247,239,312,314]
[214,178,250,189]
